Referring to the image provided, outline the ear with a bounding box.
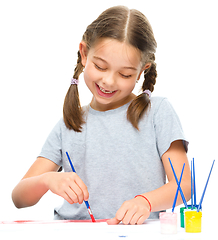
[137,63,152,80]
[79,41,89,67]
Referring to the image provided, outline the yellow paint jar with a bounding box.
[184,210,202,233]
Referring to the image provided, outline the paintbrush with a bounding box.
[66,152,96,222]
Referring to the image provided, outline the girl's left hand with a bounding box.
[107,197,150,225]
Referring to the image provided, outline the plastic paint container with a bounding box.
[180,205,200,228]
[184,209,202,233]
[180,205,201,228]
[159,212,177,234]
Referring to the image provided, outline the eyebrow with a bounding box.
[93,56,138,71]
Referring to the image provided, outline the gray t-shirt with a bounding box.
[39,97,188,220]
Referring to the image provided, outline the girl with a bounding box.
[12,6,191,225]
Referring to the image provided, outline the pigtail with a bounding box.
[127,55,157,130]
[63,51,84,132]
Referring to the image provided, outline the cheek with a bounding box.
[83,64,100,84]
[83,65,94,86]
[83,71,93,91]
[120,79,136,93]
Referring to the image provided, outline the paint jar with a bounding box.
[180,205,200,228]
[184,209,202,233]
[159,212,177,234]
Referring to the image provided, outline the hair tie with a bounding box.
[143,89,151,98]
[71,78,79,85]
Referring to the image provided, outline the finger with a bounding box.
[121,207,136,225]
[69,181,84,204]
[107,218,121,225]
[74,176,89,201]
[113,201,134,225]
[64,185,79,203]
[59,191,74,204]
[136,214,148,225]
[129,212,141,225]
[130,211,148,225]
[131,209,150,225]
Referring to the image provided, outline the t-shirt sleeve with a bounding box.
[154,98,189,157]
[38,119,63,166]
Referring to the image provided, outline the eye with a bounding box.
[94,63,107,71]
[120,73,132,79]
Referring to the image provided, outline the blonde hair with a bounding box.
[63,6,157,131]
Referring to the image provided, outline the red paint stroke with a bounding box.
[0,219,108,224]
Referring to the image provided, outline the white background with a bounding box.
[0,0,217,222]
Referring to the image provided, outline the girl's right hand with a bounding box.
[44,172,89,204]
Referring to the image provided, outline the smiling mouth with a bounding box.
[95,83,118,98]
[99,86,115,94]
[96,84,117,94]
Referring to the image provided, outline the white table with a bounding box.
[0,218,216,239]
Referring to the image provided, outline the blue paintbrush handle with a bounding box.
[193,158,197,206]
[66,151,76,172]
[197,160,215,212]
[66,152,96,222]
[169,158,188,208]
[84,200,90,209]
[172,163,185,212]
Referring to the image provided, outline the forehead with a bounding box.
[89,38,142,68]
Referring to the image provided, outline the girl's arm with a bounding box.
[12,157,89,208]
[107,140,191,225]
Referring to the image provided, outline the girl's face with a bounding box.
[80,38,150,111]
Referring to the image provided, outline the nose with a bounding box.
[102,73,116,88]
